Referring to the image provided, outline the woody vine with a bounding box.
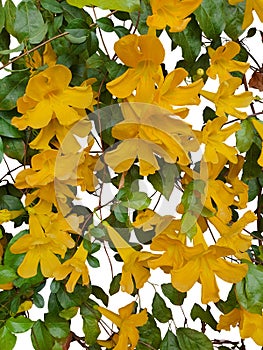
[0,0,263,349]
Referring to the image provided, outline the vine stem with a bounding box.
[0,32,69,71]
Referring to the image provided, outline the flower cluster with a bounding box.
[0,0,262,349]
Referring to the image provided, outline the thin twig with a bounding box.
[0,32,69,71]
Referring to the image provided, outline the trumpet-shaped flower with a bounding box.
[15,150,58,188]
[12,65,95,130]
[147,0,202,32]
[207,42,250,82]
[53,243,89,293]
[106,34,164,102]
[217,307,263,346]
[105,104,197,175]
[148,232,200,273]
[171,245,248,304]
[10,209,75,278]
[229,0,263,29]
[209,211,256,259]
[106,225,154,294]
[152,68,204,116]
[195,116,240,164]
[200,77,254,119]
[98,302,148,350]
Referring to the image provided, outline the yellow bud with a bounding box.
[196,68,204,76]
[17,300,33,314]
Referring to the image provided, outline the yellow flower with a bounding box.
[77,141,99,192]
[152,68,204,116]
[171,245,248,304]
[0,208,25,224]
[10,209,75,278]
[106,225,154,294]
[251,118,263,166]
[147,0,202,32]
[225,155,248,209]
[53,243,89,293]
[207,42,250,82]
[15,150,58,188]
[200,77,254,119]
[217,307,263,346]
[195,116,240,164]
[209,211,256,259]
[98,302,148,350]
[26,43,57,72]
[105,103,197,176]
[12,65,94,130]
[229,0,263,29]
[0,283,13,290]
[148,231,199,273]
[106,34,164,102]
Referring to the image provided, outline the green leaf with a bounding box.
[0,265,17,284]
[0,194,23,211]
[0,326,16,350]
[176,328,213,350]
[4,0,16,37]
[245,178,260,202]
[89,226,106,239]
[40,0,63,13]
[109,273,121,295]
[44,314,70,339]
[80,303,101,345]
[169,16,202,63]
[190,304,218,331]
[194,0,225,39]
[148,161,179,200]
[0,112,23,138]
[0,28,10,64]
[236,119,255,153]
[0,72,29,110]
[215,286,239,314]
[96,17,114,32]
[203,106,217,123]
[223,1,245,40]
[161,283,186,306]
[14,0,47,44]
[6,316,34,333]
[92,285,109,306]
[152,293,172,323]
[130,0,152,35]
[87,30,99,56]
[0,0,5,33]
[56,284,92,309]
[33,293,45,308]
[160,330,180,350]
[137,313,161,350]
[181,211,197,239]
[113,25,130,38]
[87,255,100,268]
[66,0,140,12]
[122,192,151,210]
[236,261,263,314]
[59,307,78,320]
[242,143,262,180]
[0,136,3,163]
[3,137,25,162]
[113,203,128,223]
[31,320,54,350]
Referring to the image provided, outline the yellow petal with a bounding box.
[171,258,200,292]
